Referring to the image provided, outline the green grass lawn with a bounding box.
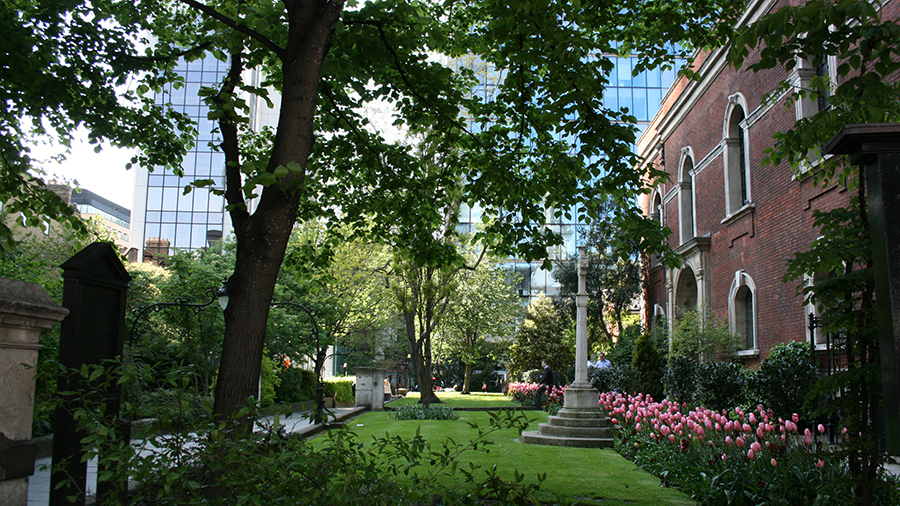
[313,392,693,506]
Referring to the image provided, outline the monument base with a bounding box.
[520,386,613,448]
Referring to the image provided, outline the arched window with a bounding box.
[679,151,695,244]
[729,270,758,352]
[724,95,751,215]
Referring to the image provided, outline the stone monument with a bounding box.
[520,246,613,447]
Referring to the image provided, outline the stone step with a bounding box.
[518,430,614,449]
[537,423,612,439]
[547,415,609,428]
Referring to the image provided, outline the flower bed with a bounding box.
[598,391,886,505]
[506,382,565,415]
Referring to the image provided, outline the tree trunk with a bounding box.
[211,0,343,424]
[462,363,472,394]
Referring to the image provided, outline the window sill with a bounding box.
[721,203,755,226]
[736,348,760,359]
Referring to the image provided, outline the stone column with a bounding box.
[560,247,601,413]
[0,278,69,506]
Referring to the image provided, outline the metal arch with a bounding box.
[129,288,219,344]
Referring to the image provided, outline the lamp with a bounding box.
[216,279,229,310]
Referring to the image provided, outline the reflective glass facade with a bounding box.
[455,53,679,298]
[133,57,230,260]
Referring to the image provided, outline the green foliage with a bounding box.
[670,310,741,363]
[692,361,749,412]
[392,404,459,421]
[259,354,280,407]
[663,356,699,405]
[553,205,645,345]
[748,341,817,421]
[508,294,574,379]
[275,367,317,404]
[607,323,642,367]
[61,363,541,505]
[324,377,356,403]
[631,333,663,400]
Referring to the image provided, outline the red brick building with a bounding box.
[635,0,890,365]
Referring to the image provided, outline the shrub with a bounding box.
[259,355,280,407]
[664,356,698,404]
[275,367,317,404]
[670,309,741,362]
[631,333,663,400]
[520,369,541,383]
[607,324,641,367]
[748,341,817,420]
[324,377,355,403]
[392,404,459,421]
[692,361,748,411]
[588,366,615,393]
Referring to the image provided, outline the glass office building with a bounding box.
[455,54,680,299]
[131,57,231,262]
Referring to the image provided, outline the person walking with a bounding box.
[533,359,554,407]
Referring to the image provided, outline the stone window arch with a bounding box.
[724,94,752,216]
[729,270,758,353]
[678,149,695,244]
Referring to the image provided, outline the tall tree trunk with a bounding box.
[211,0,343,424]
[462,363,472,394]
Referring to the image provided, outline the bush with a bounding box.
[392,404,459,421]
[259,355,280,407]
[748,341,817,420]
[588,366,615,393]
[631,333,663,400]
[607,324,640,367]
[670,309,741,362]
[664,356,698,404]
[693,361,748,411]
[324,377,355,403]
[520,369,541,383]
[275,367,317,404]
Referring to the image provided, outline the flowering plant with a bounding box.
[598,391,900,505]
[506,382,566,415]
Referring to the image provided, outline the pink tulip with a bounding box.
[725,436,733,446]
[736,437,745,447]
[771,458,778,467]
[636,423,642,432]
[748,449,756,459]
[661,425,670,436]
[816,459,825,468]
[751,441,761,452]
[669,434,676,443]
[818,424,826,434]
[742,423,752,433]
[792,413,799,423]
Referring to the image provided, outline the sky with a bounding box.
[33,131,138,210]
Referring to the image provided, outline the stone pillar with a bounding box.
[560,247,601,413]
[0,278,69,506]
[354,367,385,411]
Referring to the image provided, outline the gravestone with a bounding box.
[51,243,130,505]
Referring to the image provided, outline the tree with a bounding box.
[727,1,900,501]
[279,221,395,379]
[439,259,523,394]
[7,0,743,423]
[508,294,574,381]
[553,208,642,348]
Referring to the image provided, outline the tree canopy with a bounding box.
[6,0,744,420]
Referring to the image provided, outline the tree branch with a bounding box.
[178,0,285,58]
[215,52,250,229]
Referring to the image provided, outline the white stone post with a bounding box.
[560,246,601,413]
